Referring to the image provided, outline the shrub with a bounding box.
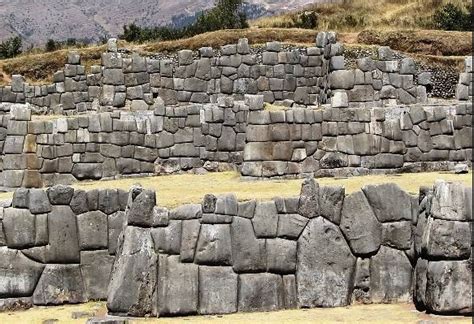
[291,11,319,29]
[0,36,22,59]
[433,3,472,31]
[45,39,58,52]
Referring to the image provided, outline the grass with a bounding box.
[0,302,471,324]
[0,171,470,208]
[251,0,471,32]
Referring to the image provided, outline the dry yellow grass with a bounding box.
[0,302,471,324]
[1,171,469,208]
[251,0,471,32]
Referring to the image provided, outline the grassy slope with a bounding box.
[0,171,470,208]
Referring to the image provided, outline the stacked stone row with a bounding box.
[242,99,472,178]
[0,180,470,315]
[455,56,472,101]
[0,185,128,309]
[0,97,249,188]
[0,33,437,114]
[329,46,431,108]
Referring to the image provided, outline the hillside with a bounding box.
[0,0,335,46]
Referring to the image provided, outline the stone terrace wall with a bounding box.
[0,98,471,187]
[456,56,473,102]
[0,180,470,316]
[242,101,472,178]
[0,33,432,115]
[0,98,249,188]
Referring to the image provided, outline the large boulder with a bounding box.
[369,246,413,304]
[425,260,472,314]
[340,191,382,256]
[32,264,86,305]
[107,226,157,316]
[362,183,413,222]
[80,251,115,300]
[126,189,156,226]
[238,273,284,312]
[77,211,108,250]
[298,178,319,219]
[297,217,356,307]
[266,238,297,274]
[2,209,36,248]
[195,224,232,265]
[0,247,44,297]
[198,266,238,315]
[230,217,266,273]
[422,218,471,259]
[430,181,471,221]
[319,185,345,225]
[277,214,308,239]
[47,206,80,263]
[252,201,279,238]
[157,255,199,316]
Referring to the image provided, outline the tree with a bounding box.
[433,3,471,31]
[45,39,58,52]
[0,36,22,59]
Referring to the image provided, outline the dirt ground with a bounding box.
[0,302,471,324]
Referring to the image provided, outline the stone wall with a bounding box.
[242,101,472,178]
[456,56,473,102]
[0,33,433,114]
[0,180,471,316]
[0,98,249,188]
[0,97,471,187]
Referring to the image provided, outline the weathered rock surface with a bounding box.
[80,250,115,300]
[252,201,279,238]
[107,226,157,316]
[32,264,86,305]
[126,189,156,226]
[157,255,199,316]
[369,246,413,304]
[425,260,472,314]
[238,273,284,312]
[422,218,471,259]
[195,224,232,265]
[198,266,238,315]
[230,217,266,272]
[277,213,308,239]
[362,183,413,222]
[0,247,44,298]
[297,217,356,307]
[298,178,319,219]
[340,191,382,256]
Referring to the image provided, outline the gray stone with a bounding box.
[198,266,238,315]
[107,226,157,316]
[331,91,349,108]
[180,219,200,262]
[72,163,103,180]
[108,211,126,255]
[430,181,470,221]
[157,255,198,316]
[32,264,86,305]
[47,206,80,263]
[352,258,371,304]
[70,190,89,215]
[362,183,413,222]
[26,189,51,215]
[46,185,74,205]
[195,224,232,265]
[99,189,120,215]
[237,200,256,219]
[77,211,108,250]
[277,213,308,239]
[340,191,382,256]
[266,238,297,274]
[425,260,472,314]
[329,70,355,90]
[252,201,278,238]
[215,194,238,215]
[0,247,44,297]
[202,194,217,213]
[297,217,356,307]
[414,258,428,307]
[298,178,319,219]
[169,204,202,220]
[127,189,156,226]
[151,220,182,255]
[2,209,36,248]
[80,250,115,300]
[382,221,412,250]
[238,273,284,312]
[230,217,266,272]
[319,185,345,225]
[370,246,412,303]
[423,218,471,259]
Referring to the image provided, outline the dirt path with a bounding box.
[0,302,471,324]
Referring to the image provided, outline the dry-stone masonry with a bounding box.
[0,33,435,114]
[0,180,471,316]
[0,95,471,187]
